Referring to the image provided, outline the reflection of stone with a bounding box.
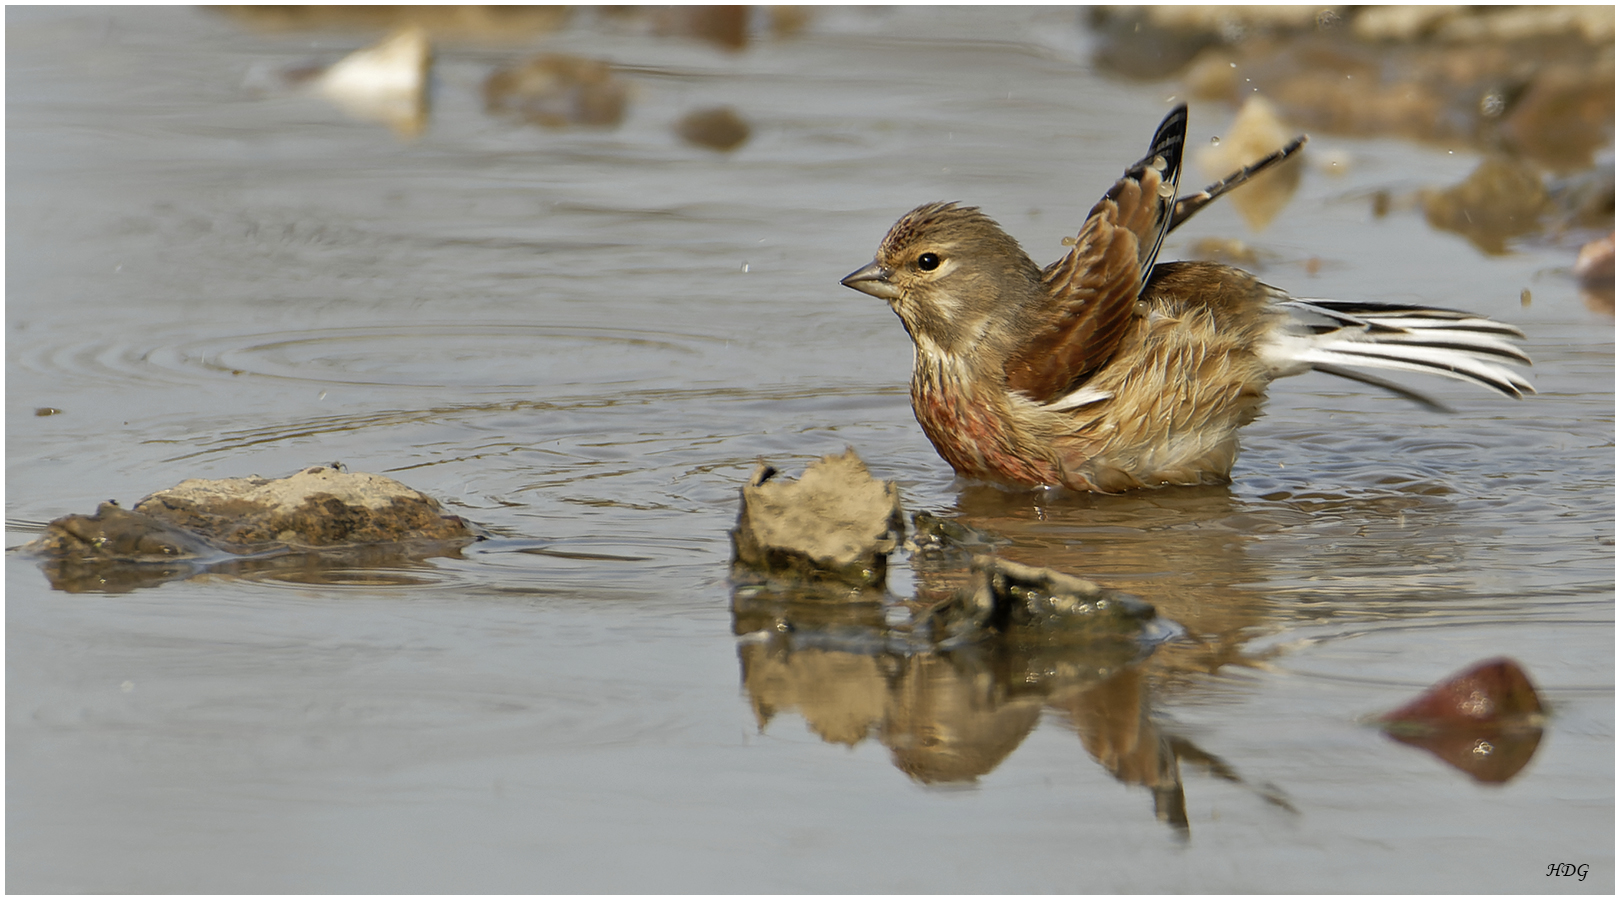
[882,653,1043,784]
[729,450,904,589]
[1199,97,1304,232]
[483,54,629,129]
[1421,157,1549,255]
[735,626,1289,828]
[740,642,889,746]
[1383,728,1544,785]
[1060,665,1188,829]
[315,27,432,139]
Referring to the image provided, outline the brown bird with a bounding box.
[841,104,1532,493]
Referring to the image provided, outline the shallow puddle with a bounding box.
[7,7,1613,893]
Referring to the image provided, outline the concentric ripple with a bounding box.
[164,324,722,389]
[15,323,724,392]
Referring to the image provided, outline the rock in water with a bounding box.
[24,466,477,592]
[130,465,473,549]
[730,449,904,589]
[30,465,473,560]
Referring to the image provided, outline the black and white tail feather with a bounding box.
[1147,110,1530,411]
[1264,299,1533,411]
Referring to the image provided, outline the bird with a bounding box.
[840,104,1533,493]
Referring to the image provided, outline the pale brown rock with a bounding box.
[730,449,904,588]
[131,465,473,549]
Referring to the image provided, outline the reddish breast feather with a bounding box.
[911,373,1059,486]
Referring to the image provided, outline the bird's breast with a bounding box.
[910,355,1062,486]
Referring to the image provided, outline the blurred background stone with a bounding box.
[483,53,629,128]
[675,106,752,152]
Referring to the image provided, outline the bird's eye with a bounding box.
[917,252,941,271]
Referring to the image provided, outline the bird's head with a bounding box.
[840,202,1040,357]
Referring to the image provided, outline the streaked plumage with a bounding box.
[841,104,1532,493]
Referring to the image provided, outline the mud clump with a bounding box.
[24,466,477,592]
[729,449,904,589]
[123,466,474,550]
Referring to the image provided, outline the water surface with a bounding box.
[7,7,1613,893]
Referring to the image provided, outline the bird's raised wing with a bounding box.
[1003,104,1187,403]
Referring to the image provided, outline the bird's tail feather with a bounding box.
[1274,299,1534,400]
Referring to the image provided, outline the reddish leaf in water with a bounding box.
[1377,657,1543,733]
[1376,657,1545,784]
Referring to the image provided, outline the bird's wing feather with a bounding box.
[1004,105,1187,402]
[1168,135,1306,234]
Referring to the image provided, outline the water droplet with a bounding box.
[1210,136,1221,145]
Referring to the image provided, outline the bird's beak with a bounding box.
[840,261,900,300]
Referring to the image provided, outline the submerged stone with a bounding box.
[32,501,222,562]
[930,556,1163,646]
